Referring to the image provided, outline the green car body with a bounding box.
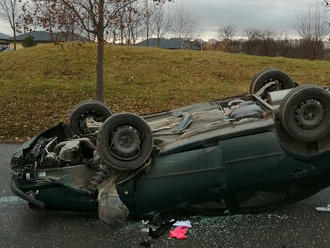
[10,93,330,219]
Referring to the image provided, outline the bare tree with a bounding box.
[142,0,153,46]
[152,2,172,47]
[295,1,329,59]
[217,25,236,53]
[322,0,329,28]
[173,5,194,49]
[244,27,261,54]
[259,29,276,56]
[23,0,168,102]
[127,4,143,45]
[0,0,19,50]
[114,2,128,45]
[217,25,236,41]
[120,3,141,45]
[245,28,261,40]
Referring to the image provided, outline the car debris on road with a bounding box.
[316,205,330,212]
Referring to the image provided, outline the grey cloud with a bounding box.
[186,0,313,35]
[0,0,316,38]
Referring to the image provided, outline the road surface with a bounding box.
[1,143,330,248]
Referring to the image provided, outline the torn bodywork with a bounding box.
[10,69,330,225]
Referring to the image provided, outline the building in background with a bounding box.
[1,31,87,50]
[0,33,10,50]
[137,38,202,50]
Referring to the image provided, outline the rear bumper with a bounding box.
[10,179,45,208]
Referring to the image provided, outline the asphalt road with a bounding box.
[2,144,330,248]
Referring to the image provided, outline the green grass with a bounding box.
[0,42,329,142]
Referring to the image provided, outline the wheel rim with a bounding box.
[109,125,142,161]
[294,99,325,130]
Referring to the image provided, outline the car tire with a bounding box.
[69,100,112,135]
[250,69,295,94]
[97,113,153,171]
[279,85,330,142]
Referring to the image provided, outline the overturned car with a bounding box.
[10,69,330,224]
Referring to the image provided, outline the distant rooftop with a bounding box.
[0,33,10,40]
[137,38,201,50]
[4,31,87,42]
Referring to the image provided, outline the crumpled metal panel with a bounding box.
[98,178,129,226]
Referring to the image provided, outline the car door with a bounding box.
[219,131,321,212]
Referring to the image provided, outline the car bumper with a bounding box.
[10,179,45,208]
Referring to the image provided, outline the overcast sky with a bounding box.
[193,0,313,37]
[0,0,315,39]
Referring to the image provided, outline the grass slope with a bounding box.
[0,42,329,142]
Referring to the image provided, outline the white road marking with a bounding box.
[0,196,25,207]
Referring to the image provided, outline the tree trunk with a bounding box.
[145,0,150,47]
[96,0,105,102]
[13,27,16,51]
[146,25,149,46]
[12,11,16,50]
[120,28,124,45]
[96,33,104,102]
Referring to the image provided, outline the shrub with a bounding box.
[22,35,37,48]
